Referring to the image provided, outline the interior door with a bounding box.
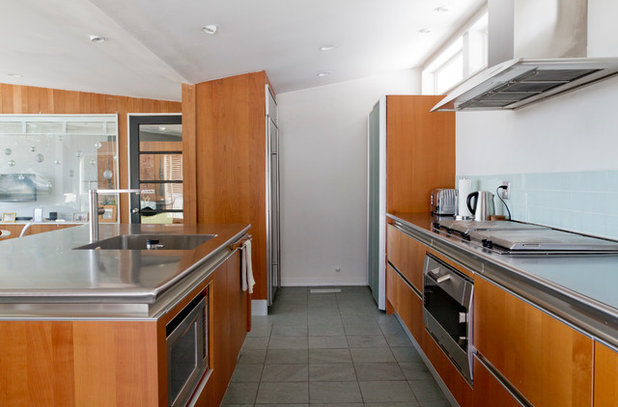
[269,116,280,303]
[129,115,183,224]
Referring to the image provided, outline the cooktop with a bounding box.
[434,219,618,254]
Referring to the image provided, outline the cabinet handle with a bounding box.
[230,235,252,251]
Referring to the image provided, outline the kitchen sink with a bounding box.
[74,234,217,251]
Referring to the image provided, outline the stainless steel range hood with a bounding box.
[431,0,618,111]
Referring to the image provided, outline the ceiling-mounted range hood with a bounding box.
[432,0,618,112]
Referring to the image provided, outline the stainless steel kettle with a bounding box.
[466,191,496,221]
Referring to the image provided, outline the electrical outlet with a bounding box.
[501,181,510,199]
[335,267,342,273]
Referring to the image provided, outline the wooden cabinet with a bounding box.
[474,277,594,407]
[386,224,426,293]
[0,223,81,240]
[0,248,248,406]
[473,357,523,407]
[594,341,618,407]
[183,71,273,302]
[386,263,424,346]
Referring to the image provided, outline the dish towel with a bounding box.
[241,239,255,294]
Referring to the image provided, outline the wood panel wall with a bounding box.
[188,72,268,300]
[386,95,455,213]
[0,83,181,223]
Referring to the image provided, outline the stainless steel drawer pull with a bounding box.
[437,274,451,284]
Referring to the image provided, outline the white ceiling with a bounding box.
[1,0,483,101]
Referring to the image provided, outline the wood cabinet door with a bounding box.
[473,357,523,407]
[474,277,593,407]
[594,341,618,407]
[386,224,426,293]
[386,263,424,346]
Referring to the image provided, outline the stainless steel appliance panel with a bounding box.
[423,254,474,383]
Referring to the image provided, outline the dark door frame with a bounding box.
[128,114,182,224]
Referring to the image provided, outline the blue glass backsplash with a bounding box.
[457,171,618,240]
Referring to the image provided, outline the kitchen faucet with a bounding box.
[88,189,144,243]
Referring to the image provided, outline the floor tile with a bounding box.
[231,363,263,382]
[221,382,259,404]
[309,349,353,364]
[399,362,433,381]
[349,347,395,363]
[354,363,405,381]
[309,323,346,337]
[269,335,309,349]
[256,382,309,404]
[309,364,357,381]
[255,405,308,407]
[419,400,451,407]
[238,348,267,364]
[309,381,362,403]
[272,325,309,337]
[346,335,387,348]
[391,347,423,363]
[408,379,448,402]
[383,331,413,347]
[358,381,416,402]
[342,323,383,336]
[364,402,419,407]
[241,336,269,350]
[265,349,308,364]
[261,364,308,382]
[309,336,349,349]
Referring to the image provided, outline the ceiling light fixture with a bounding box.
[201,25,218,35]
[89,34,106,44]
[316,72,330,77]
[320,45,336,51]
[418,28,432,34]
[7,73,23,78]
[158,126,167,132]
[434,6,449,12]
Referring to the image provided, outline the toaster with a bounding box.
[430,188,458,216]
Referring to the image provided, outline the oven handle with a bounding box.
[425,268,452,285]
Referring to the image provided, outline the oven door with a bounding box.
[423,254,474,382]
[167,295,208,407]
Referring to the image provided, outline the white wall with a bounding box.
[457,0,618,176]
[278,70,420,287]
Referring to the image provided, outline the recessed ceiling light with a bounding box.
[320,45,336,51]
[419,28,432,34]
[434,6,449,12]
[89,34,106,43]
[316,72,330,77]
[201,25,218,35]
[7,73,23,78]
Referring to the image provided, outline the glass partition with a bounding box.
[0,114,119,223]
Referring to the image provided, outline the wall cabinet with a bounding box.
[474,277,593,407]
[594,341,618,407]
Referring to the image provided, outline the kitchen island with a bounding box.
[385,212,618,407]
[0,223,251,407]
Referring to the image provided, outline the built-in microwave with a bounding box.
[167,293,208,407]
[423,253,474,383]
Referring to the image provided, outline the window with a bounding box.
[422,11,488,95]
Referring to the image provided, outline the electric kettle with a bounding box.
[466,191,496,221]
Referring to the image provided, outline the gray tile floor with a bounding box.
[222,286,451,407]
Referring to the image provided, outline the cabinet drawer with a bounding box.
[473,357,524,407]
[474,277,593,407]
[386,263,423,345]
[386,224,426,292]
[594,341,618,407]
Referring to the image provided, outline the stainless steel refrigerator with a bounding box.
[266,86,280,306]
[367,97,386,310]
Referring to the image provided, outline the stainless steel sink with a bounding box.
[74,234,217,251]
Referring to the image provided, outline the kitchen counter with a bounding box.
[388,212,618,348]
[0,223,249,317]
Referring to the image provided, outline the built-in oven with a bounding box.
[167,292,208,407]
[423,253,474,383]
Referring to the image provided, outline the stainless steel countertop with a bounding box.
[388,212,618,349]
[0,223,249,307]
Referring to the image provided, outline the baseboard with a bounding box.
[251,299,268,316]
[394,313,459,407]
